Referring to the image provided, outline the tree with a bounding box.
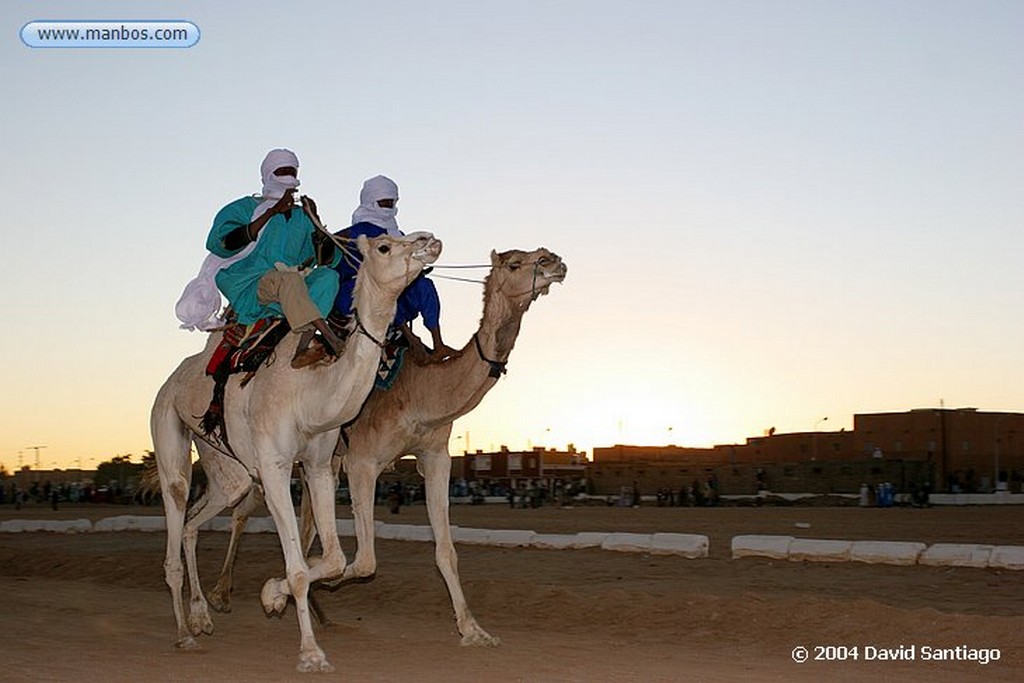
[94,454,145,499]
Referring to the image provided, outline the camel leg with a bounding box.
[179,490,219,637]
[208,487,264,613]
[151,400,198,650]
[179,458,255,634]
[302,459,347,584]
[418,445,500,646]
[337,457,381,581]
[258,458,334,673]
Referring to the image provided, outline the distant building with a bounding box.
[453,445,588,492]
[588,408,1024,496]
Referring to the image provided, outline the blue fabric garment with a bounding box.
[206,196,259,257]
[215,208,339,325]
[331,221,441,329]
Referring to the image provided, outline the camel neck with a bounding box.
[351,273,396,344]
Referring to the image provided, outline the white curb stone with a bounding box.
[246,516,277,534]
[60,519,94,534]
[572,532,611,549]
[377,523,434,542]
[988,546,1024,570]
[124,516,165,532]
[487,529,536,547]
[0,519,93,533]
[452,527,491,545]
[200,516,233,532]
[651,532,709,558]
[92,516,126,532]
[731,535,794,560]
[531,533,577,550]
[601,533,653,553]
[919,544,994,568]
[850,541,926,566]
[94,515,165,532]
[787,538,853,563]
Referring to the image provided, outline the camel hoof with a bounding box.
[207,588,232,613]
[460,628,501,647]
[339,564,376,584]
[261,578,289,615]
[174,635,201,651]
[296,651,334,673]
[188,609,214,636]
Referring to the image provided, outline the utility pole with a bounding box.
[26,445,47,469]
[812,417,828,461]
[938,399,948,492]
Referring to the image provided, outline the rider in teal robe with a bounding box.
[214,206,339,325]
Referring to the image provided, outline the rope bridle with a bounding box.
[353,309,386,348]
[473,333,508,379]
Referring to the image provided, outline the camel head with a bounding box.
[355,231,442,297]
[486,247,567,310]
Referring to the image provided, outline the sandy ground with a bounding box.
[1,503,1022,682]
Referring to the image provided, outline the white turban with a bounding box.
[351,174,400,235]
[253,148,300,223]
[175,149,301,331]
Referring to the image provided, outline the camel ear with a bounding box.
[490,249,500,266]
[356,234,370,256]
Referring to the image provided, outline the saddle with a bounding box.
[199,317,292,448]
[205,317,291,381]
[198,313,406,450]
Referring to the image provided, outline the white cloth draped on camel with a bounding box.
[175,149,301,331]
[350,174,401,236]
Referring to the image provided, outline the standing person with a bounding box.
[332,175,458,364]
[203,149,344,367]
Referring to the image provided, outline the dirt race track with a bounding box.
[1,503,1021,682]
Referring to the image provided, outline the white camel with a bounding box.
[205,247,567,645]
[150,230,441,673]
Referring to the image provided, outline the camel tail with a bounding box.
[137,460,163,499]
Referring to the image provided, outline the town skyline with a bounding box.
[7,403,1019,476]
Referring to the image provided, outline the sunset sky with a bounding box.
[2,1,1023,471]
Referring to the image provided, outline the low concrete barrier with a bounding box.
[572,532,611,549]
[849,541,926,566]
[918,543,994,568]
[0,518,92,533]
[3,517,1019,572]
[93,515,166,532]
[199,517,233,533]
[487,529,537,548]
[787,539,853,563]
[246,516,277,534]
[651,532,709,558]
[601,533,653,553]
[928,492,1024,505]
[377,523,434,542]
[531,533,577,550]
[731,535,794,560]
[988,546,1024,570]
[451,527,491,545]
